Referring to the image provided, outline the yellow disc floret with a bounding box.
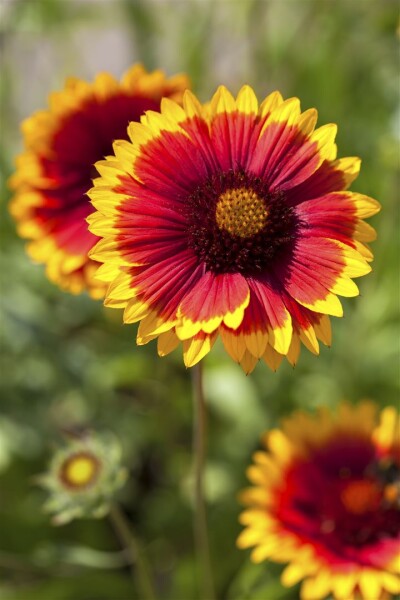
[60,451,100,490]
[215,187,268,238]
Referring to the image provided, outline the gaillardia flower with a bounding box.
[88,86,380,370]
[38,432,127,525]
[237,403,400,600]
[9,65,190,297]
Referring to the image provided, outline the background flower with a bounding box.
[9,64,189,297]
[238,403,400,600]
[89,85,379,371]
[38,432,128,525]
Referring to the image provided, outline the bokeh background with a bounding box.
[0,0,399,598]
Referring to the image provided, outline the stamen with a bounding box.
[216,187,268,238]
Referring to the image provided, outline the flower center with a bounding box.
[60,451,100,490]
[341,480,381,514]
[215,187,268,238]
[275,437,400,553]
[186,170,297,275]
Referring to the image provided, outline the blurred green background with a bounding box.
[0,0,399,598]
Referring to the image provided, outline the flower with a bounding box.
[237,403,400,600]
[9,65,190,297]
[38,432,127,525]
[88,85,380,371]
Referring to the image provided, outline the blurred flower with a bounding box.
[88,86,379,372]
[9,65,190,297]
[38,432,127,525]
[237,403,400,600]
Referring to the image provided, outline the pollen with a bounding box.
[215,187,268,238]
[60,451,100,490]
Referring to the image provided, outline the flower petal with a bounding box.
[248,278,293,355]
[183,330,218,367]
[176,272,250,338]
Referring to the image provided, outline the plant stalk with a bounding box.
[192,362,216,600]
[109,503,156,600]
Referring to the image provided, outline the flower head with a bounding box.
[237,403,400,600]
[38,432,127,525]
[88,85,380,371]
[9,65,190,297]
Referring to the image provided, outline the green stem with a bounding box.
[109,504,156,600]
[192,362,216,600]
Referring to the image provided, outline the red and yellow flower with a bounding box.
[88,86,380,369]
[237,403,400,600]
[9,65,190,297]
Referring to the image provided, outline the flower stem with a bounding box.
[192,362,216,600]
[109,503,156,600]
